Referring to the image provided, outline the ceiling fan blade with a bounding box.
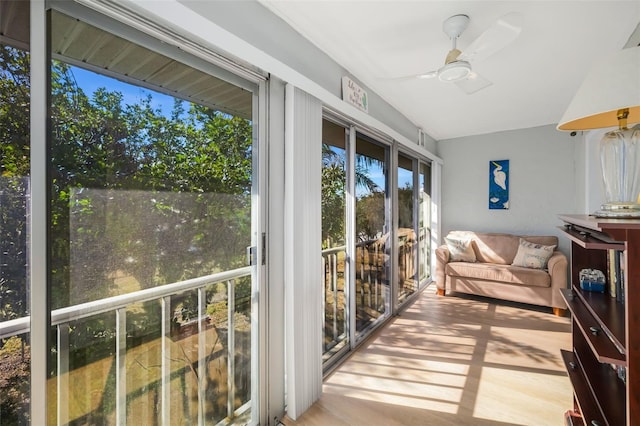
[381,69,438,81]
[455,71,492,94]
[458,12,523,63]
[417,70,438,79]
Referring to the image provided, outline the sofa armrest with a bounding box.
[435,245,450,291]
[547,251,568,309]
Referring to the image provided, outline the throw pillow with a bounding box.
[445,236,476,262]
[512,238,556,269]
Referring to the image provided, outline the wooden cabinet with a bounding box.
[559,214,640,426]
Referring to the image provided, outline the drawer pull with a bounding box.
[569,361,577,370]
[589,326,600,335]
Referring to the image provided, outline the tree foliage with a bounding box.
[322,144,386,247]
[43,60,253,308]
[321,144,346,248]
[0,46,29,323]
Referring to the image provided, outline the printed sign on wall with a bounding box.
[341,76,369,113]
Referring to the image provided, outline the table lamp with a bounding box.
[557,46,640,217]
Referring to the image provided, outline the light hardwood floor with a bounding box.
[283,285,572,426]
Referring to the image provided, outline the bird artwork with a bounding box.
[493,162,507,190]
[489,160,509,209]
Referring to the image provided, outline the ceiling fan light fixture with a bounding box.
[438,60,471,82]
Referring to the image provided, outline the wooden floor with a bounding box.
[284,285,572,426]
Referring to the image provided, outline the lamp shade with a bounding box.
[557,46,640,131]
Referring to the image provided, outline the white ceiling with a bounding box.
[259,1,640,141]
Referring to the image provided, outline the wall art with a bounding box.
[489,160,509,209]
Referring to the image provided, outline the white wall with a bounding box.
[437,124,582,256]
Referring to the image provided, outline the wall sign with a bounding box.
[489,160,509,209]
[341,76,369,113]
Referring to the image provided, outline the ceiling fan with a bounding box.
[414,12,523,94]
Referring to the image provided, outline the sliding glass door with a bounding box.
[321,119,392,366]
[397,153,417,303]
[419,162,432,284]
[321,120,348,362]
[354,133,390,338]
[321,116,435,368]
[396,155,433,304]
[396,155,433,306]
[44,8,261,425]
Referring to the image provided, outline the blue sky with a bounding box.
[355,163,413,197]
[70,65,185,117]
[398,167,413,190]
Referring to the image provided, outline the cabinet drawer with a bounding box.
[561,288,625,365]
[561,349,628,426]
[562,350,605,425]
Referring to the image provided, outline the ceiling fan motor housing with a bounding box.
[437,14,472,82]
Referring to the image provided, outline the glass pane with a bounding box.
[0,0,31,423]
[321,119,347,362]
[232,276,251,419]
[168,289,203,425]
[397,153,416,302]
[51,312,117,424]
[48,10,254,425]
[126,300,162,424]
[419,163,432,282]
[354,133,389,337]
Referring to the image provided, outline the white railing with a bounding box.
[0,266,252,425]
[321,245,347,354]
[356,238,384,312]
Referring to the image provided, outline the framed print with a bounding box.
[489,160,509,209]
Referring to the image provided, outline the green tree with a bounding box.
[356,191,385,241]
[0,45,29,324]
[321,144,383,247]
[0,43,30,426]
[322,144,346,248]
[0,45,29,177]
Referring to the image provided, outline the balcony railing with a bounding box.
[0,266,252,425]
[321,245,347,358]
[321,238,389,357]
[322,230,428,361]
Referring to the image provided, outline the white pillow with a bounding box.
[445,236,476,262]
[511,238,556,269]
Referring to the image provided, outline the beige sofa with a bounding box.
[435,231,568,316]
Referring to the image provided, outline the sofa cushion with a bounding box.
[447,231,518,264]
[472,233,519,264]
[445,262,551,288]
[446,231,559,265]
[511,238,556,269]
[445,236,476,262]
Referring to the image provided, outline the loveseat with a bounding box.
[435,231,568,316]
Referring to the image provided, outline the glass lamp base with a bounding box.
[599,124,640,218]
[593,202,640,218]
